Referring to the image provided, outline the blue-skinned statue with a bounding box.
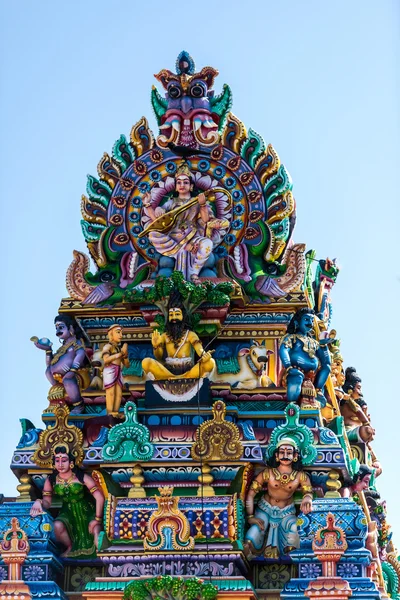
[279,308,333,406]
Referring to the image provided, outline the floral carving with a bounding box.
[32,405,83,468]
[144,487,194,552]
[191,400,243,461]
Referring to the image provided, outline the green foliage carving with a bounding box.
[123,576,218,600]
[151,86,168,126]
[124,271,233,326]
[112,134,135,171]
[240,128,265,168]
[209,84,233,131]
[86,175,112,206]
[264,164,292,200]
[81,220,107,242]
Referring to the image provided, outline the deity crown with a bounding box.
[175,162,193,180]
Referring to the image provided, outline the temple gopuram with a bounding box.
[1,51,399,600]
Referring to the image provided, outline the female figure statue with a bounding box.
[30,446,104,558]
[142,162,229,283]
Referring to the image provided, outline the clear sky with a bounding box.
[1,0,399,536]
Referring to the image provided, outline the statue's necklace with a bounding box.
[56,474,76,487]
[272,468,297,485]
[50,338,78,365]
[294,334,318,358]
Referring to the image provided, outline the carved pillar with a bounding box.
[16,474,33,502]
[197,463,215,497]
[305,512,352,600]
[324,470,342,498]
[128,463,146,498]
[0,517,32,600]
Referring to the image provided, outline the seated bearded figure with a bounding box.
[142,294,215,381]
[142,162,229,283]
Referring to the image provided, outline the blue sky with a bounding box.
[1,0,399,534]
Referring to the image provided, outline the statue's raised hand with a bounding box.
[30,336,53,351]
[151,330,162,349]
[121,343,128,357]
[142,192,152,207]
[197,192,207,206]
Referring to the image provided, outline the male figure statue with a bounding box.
[142,302,215,381]
[32,315,88,414]
[244,438,313,559]
[101,324,130,417]
[340,367,375,443]
[279,308,333,405]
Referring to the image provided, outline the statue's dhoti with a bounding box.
[165,356,193,376]
[103,364,123,389]
[245,498,299,557]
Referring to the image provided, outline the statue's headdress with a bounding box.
[32,405,84,468]
[343,366,362,393]
[266,403,317,466]
[167,288,185,313]
[154,50,218,91]
[276,437,299,451]
[353,464,373,484]
[175,161,193,180]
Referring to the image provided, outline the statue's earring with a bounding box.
[70,463,74,469]
[293,456,298,462]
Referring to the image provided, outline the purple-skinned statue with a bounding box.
[31,315,89,414]
[279,308,334,406]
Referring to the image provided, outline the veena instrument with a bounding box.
[138,187,231,238]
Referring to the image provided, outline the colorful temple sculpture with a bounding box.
[2,51,398,600]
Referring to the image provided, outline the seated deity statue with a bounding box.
[31,315,89,414]
[142,161,229,283]
[340,367,375,443]
[279,308,334,406]
[244,438,313,559]
[142,296,215,381]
